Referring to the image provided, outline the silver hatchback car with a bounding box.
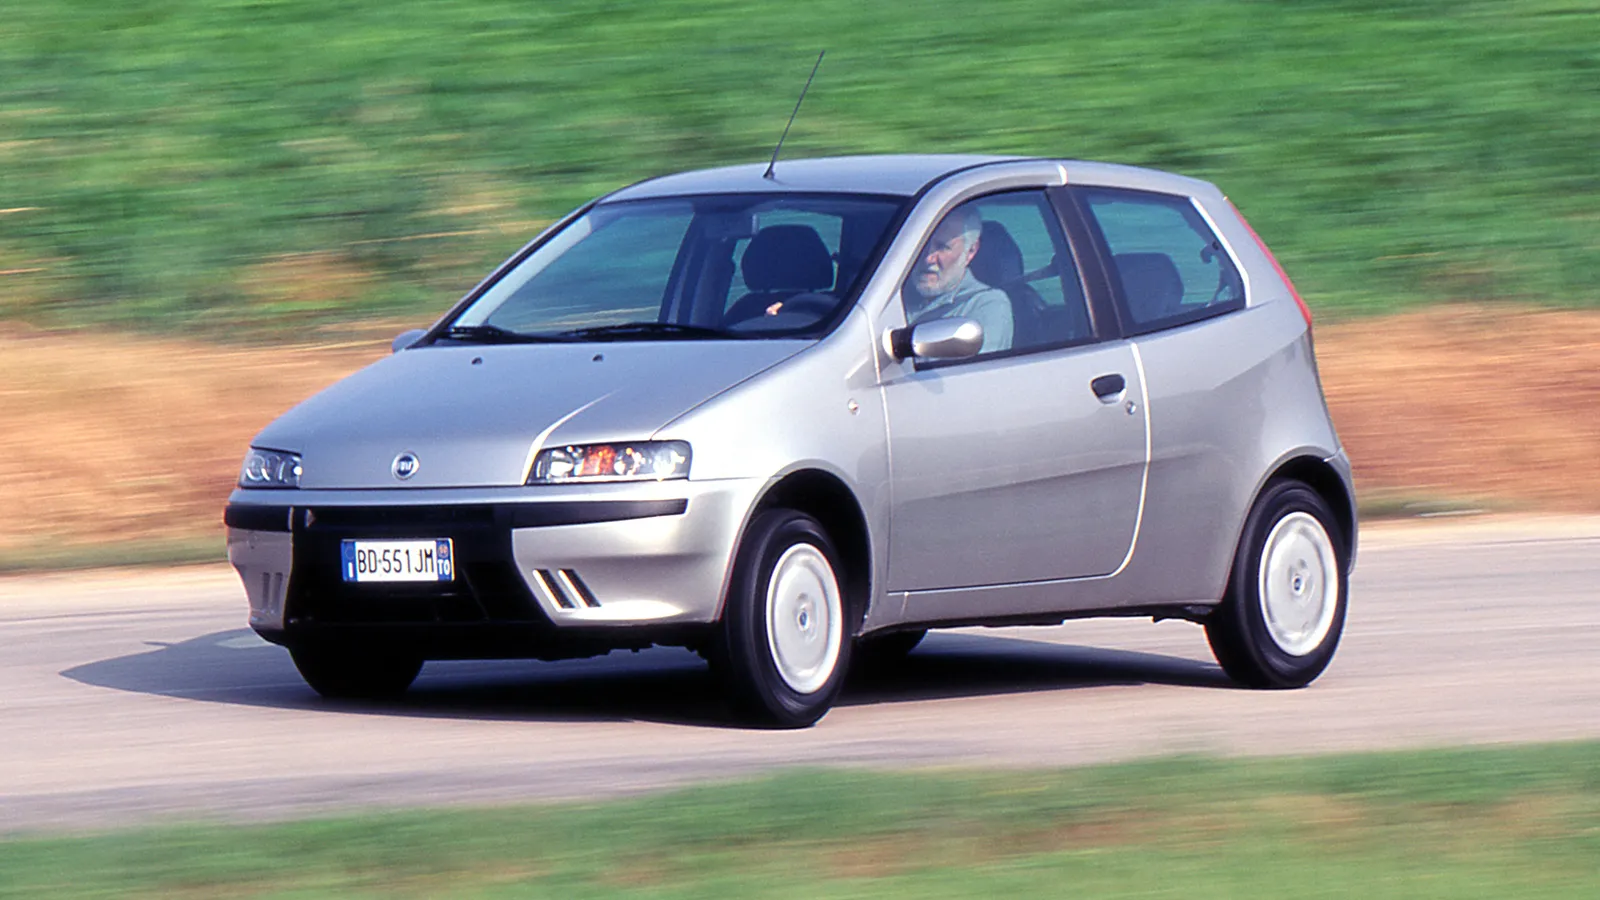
[226,154,1354,727]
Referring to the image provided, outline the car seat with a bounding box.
[723,225,835,324]
[968,220,1045,349]
[1112,252,1185,324]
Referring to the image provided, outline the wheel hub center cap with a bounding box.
[765,542,843,695]
[1257,511,1340,658]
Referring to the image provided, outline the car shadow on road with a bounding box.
[61,628,1234,728]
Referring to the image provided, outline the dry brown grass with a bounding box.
[0,324,387,553]
[1,304,1596,557]
[1318,304,1600,511]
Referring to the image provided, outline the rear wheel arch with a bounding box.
[1219,454,1354,600]
[1267,455,1356,568]
[743,469,872,635]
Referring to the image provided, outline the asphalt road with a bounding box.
[4,516,1598,834]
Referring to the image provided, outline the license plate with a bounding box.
[340,539,454,583]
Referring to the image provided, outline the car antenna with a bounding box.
[764,50,825,181]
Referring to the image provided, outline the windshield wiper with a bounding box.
[557,322,744,341]
[437,324,567,344]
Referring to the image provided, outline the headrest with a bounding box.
[741,225,834,292]
[1113,252,1184,321]
[969,220,1024,287]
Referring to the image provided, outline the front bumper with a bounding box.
[225,479,761,657]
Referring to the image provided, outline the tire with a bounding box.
[854,629,927,671]
[1205,479,1348,689]
[713,509,852,728]
[289,643,423,700]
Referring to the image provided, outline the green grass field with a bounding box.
[2,0,1596,336]
[3,743,1598,898]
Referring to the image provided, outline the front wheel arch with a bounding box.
[713,508,853,727]
[738,468,872,636]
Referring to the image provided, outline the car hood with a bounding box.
[253,340,810,489]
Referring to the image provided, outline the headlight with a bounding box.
[239,448,302,488]
[529,441,690,484]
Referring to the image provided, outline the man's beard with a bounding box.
[913,267,959,299]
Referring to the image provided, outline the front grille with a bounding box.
[284,506,545,628]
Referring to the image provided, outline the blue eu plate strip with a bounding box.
[436,539,453,580]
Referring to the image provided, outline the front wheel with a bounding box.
[1205,480,1348,689]
[714,509,852,727]
[289,643,423,700]
[854,629,927,671]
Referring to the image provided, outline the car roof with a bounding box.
[605,154,1024,201]
[602,154,1216,202]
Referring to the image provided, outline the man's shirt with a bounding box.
[906,271,1013,354]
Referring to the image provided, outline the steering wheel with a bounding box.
[725,292,836,327]
[773,292,836,316]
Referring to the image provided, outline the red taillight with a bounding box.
[1227,198,1311,329]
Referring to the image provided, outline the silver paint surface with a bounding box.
[230,154,1351,639]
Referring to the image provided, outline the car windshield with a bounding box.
[447,193,905,341]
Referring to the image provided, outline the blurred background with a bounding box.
[2,6,1599,887]
[0,0,1596,563]
[4,0,1596,331]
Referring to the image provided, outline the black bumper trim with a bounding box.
[223,504,293,532]
[223,498,689,533]
[506,498,688,527]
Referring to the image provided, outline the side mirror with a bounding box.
[391,328,427,354]
[885,317,984,362]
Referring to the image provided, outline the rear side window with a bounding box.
[1078,188,1245,333]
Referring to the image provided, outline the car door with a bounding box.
[880,189,1149,593]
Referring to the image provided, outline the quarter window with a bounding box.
[1079,188,1245,332]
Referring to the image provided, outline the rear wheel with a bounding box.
[714,509,851,727]
[1205,480,1348,688]
[289,643,423,700]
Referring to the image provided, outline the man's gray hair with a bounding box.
[955,204,983,248]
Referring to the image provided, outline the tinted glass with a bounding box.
[724,208,843,303]
[901,191,1091,357]
[454,194,904,339]
[1080,188,1245,330]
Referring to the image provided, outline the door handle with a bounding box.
[1091,373,1126,401]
